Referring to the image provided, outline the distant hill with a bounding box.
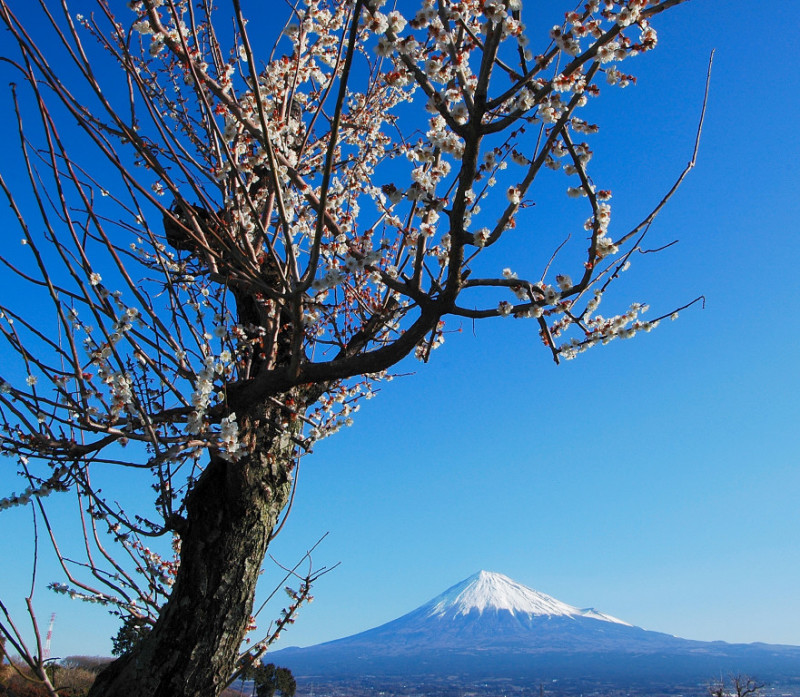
[271,571,800,690]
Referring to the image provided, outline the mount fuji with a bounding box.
[271,571,800,688]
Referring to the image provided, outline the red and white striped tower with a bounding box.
[43,613,55,661]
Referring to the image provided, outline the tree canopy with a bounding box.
[0,1,704,695]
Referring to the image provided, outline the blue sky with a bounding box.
[1,0,799,660]
[264,0,800,651]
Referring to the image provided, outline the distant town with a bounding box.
[282,675,800,697]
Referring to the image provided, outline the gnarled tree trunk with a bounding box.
[88,397,302,697]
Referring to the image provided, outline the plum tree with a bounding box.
[0,1,706,695]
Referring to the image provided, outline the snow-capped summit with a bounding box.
[424,570,630,625]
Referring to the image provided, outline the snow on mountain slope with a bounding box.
[424,571,631,625]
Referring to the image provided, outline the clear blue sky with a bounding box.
[1,0,798,660]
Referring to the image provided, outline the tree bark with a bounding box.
[88,398,302,697]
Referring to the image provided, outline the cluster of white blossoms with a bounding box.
[186,349,240,459]
[49,583,123,605]
[77,300,147,423]
[305,381,374,443]
[43,256,244,461]
[558,299,660,359]
[0,466,68,511]
[218,413,242,461]
[131,538,179,587]
[413,320,446,360]
[497,301,514,317]
[311,249,383,294]
[585,203,619,259]
[606,66,636,87]
[187,356,221,434]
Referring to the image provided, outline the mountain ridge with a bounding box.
[271,571,800,687]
